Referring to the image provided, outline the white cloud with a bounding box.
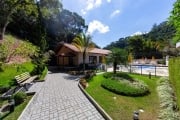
[131,31,145,36]
[110,10,121,18]
[81,0,102,15]
[107,0,111,3]
[88,20,110,34]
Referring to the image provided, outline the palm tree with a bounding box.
[72,33,94,74]
[107,48,128,74]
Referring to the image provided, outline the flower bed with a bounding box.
[101,72,150,96]
[157,77,180,120]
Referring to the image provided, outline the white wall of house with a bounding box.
[77,53,104,65]
[176,42,180,48]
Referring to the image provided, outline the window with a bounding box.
[89,56,97,64]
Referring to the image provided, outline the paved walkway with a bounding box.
[18,72,104,120]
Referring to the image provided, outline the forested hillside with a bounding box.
[1,0,87,50]
[104,21,176,59]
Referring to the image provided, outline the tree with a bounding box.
[128,35,145,58]
[72,33,94,74]
[45,9,87,49]
[148,21,175,42]
[0,0,29,41]
[104,37,128,50]
[6,1,41,46]
[39,0,62,19]
[107,48,128,74]
[169,0,180,43]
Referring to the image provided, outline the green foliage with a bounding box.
[107,48,128,74]
[4,0,86,50]
[0,85,10,94]
[104,37,128,50]
[13,92,27,105]
[39,0,62,19]
[148,22,175,42]
[108,48,128,64]
[31,54,45,75]
[0,35,39,63]
[103,72,133,80]
[0,0,35,40]
[169,0,180,43]
[0,62,3,72]
[86,74,159,119]
[169,57,180,108]
[101,73,150,96]
[104,21,175,59]
[2,96,32,120]
[72,33,94,73]
[47,9,87,46]
[103,72,113,79]
[157,77,180,120]
[128,35,162,59]
[39,66,48,80]
[0,62,34,87]
[31,51,50,75]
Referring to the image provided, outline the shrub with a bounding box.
[114,72,134,81]
[39,67,48,80]
[31,53,47,75]
[13,92,27,105]
[0,62,3,72]
[103,72,133,81]
[0,85,10,94]
[103,72,112,79]
[101,78,150,97]
[157,77,180,120]
[169,57,180,108]
[85,70,96,80]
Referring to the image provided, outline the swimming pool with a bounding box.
[137,65,155,69]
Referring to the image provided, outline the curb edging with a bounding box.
[78,82,113,120]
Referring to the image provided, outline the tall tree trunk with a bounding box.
[113,61,117,74]
[0,0,23,41]
[0,20,9,41]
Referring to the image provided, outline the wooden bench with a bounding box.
[15,72,38,90]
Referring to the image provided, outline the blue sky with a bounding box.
[62,0,176,48]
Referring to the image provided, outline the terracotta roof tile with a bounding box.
[58,43,111,55]
[89,48,111,55]
[64,43,79,52]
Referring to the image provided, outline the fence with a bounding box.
[107,65,169,77]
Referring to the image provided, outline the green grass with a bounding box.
[0,62,35,87]
[86,73,160,120]
[2,95,32,120]
[39,67,48,81]
[169,57,180,108]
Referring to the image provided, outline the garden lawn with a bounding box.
[0,62,34,87]
[2,95,32,120]
[86,73,160,120]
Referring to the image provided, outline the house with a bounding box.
[55,42,111,68]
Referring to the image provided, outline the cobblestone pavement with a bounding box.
[18,72,104,120]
